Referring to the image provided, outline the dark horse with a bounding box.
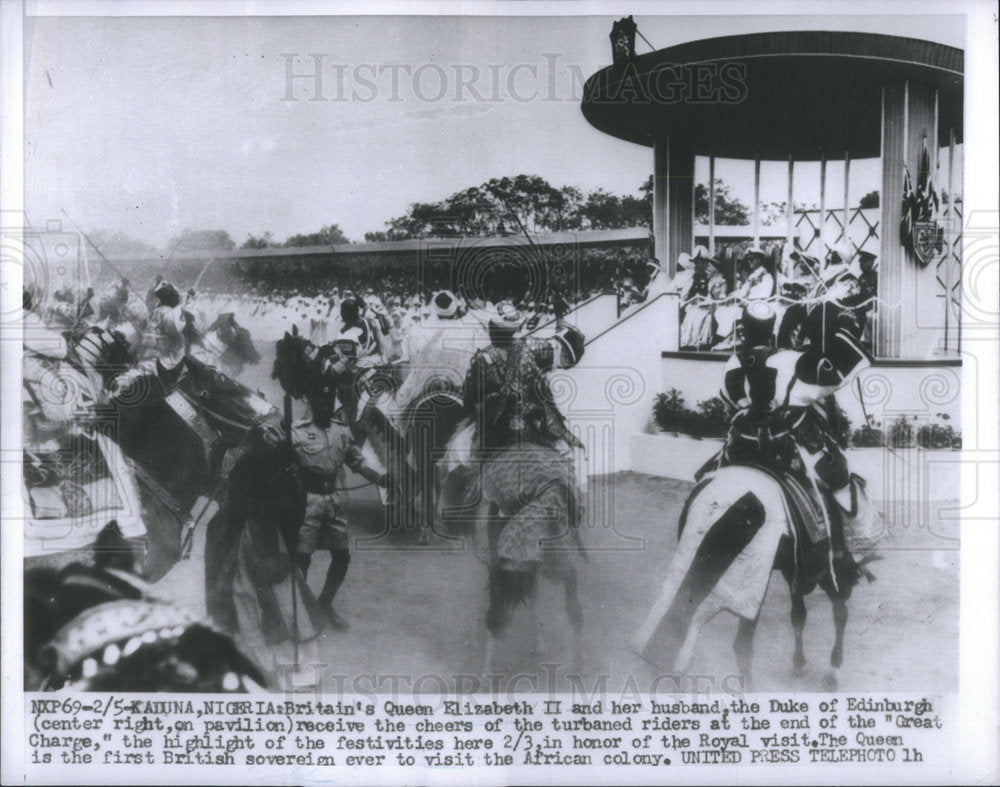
[272,326,466,541]
[70,326,321,678]
[196,312,262,378]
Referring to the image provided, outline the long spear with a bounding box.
[485,186,566,314]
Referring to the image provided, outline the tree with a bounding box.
[693,179,751,224]
[284,224,350,247]
[758,201,788,227]
[367,174,654,239]
[241,231,276,249]
[552,186,585,231]
[166,229,236,255]
[87,229,159,259]
[859,190,880,209]
[619,194,651,228]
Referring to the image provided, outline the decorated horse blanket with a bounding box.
[630,465,794,673]
[473,443,584,577]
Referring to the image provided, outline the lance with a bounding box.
[59,208,136,296]
[486,188,564,314]
[283,392,301,671]
[190,255,217,294]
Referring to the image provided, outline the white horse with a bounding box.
[632,465,876,691]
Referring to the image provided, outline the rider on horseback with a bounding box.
[457,296,590,668]
[713,298,873,585]
[463,298,585,454]
[337,294,388,368]
[461,296,586,565]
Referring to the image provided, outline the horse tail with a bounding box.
[486,564,537,635]
[632,467,789,671]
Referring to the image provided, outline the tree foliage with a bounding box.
[166,228,236,255]
[369,174,654,240]
[693,179,751,225]
[241,231,277,249]
[284,224,350,247]
[859,190,880,209]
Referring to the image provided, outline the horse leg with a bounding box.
[527,591,544,655]
[562,565,584,673]
[483,630,501,678]
[790,590,808,675]
[822,579,849,690]
[733,615,758,694]
[778,548,807,676]
[483,565,510,678]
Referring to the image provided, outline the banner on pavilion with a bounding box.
[900,136,944,266]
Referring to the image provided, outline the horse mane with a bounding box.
[272,329,314,399]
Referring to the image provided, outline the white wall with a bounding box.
[529,293,619,340]
[558,293,679,474]
[658,356,962,432]
[630,433,961,503]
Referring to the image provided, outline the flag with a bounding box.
[915,137,940,219]
[609,17,637,67]
[900,137,942,265]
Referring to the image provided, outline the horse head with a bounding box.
[208,312,238,344]
[272,325,314,400]
[180,356,278,444]
[74,325,138,389]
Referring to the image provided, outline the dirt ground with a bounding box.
[154,344,961,696]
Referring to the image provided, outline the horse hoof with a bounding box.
[793,663,807,678]
[822,669,839,691]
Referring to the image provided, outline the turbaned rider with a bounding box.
[460,296,586,572]
[463,297,585,455]
[712,299,874,585]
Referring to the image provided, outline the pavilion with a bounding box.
[581,30,964,361]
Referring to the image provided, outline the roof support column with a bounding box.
[879,80,939,358]
[708,156,716,257]
[653,136,694,279]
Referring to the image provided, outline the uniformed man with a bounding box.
[857,250,878,301]
[292,400,386,629]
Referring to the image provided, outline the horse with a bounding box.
[632,464,877,691]
[196,312,261,378]
[24,520,268,692]
[273,326,465,541]
[70,327,325,683]
[460,442,586,678]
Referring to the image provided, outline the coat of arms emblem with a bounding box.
[912,220,944,266]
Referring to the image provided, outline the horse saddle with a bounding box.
[735,463,833,593]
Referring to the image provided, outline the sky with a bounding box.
[22,12,965,249]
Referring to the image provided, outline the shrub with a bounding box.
[652,391,731,439]
[829,400,852,449]
[887,415,916,448]
[653,388,687,432]
[851,419,885,447]
[916,413,961,449]
[695,397,730,439]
